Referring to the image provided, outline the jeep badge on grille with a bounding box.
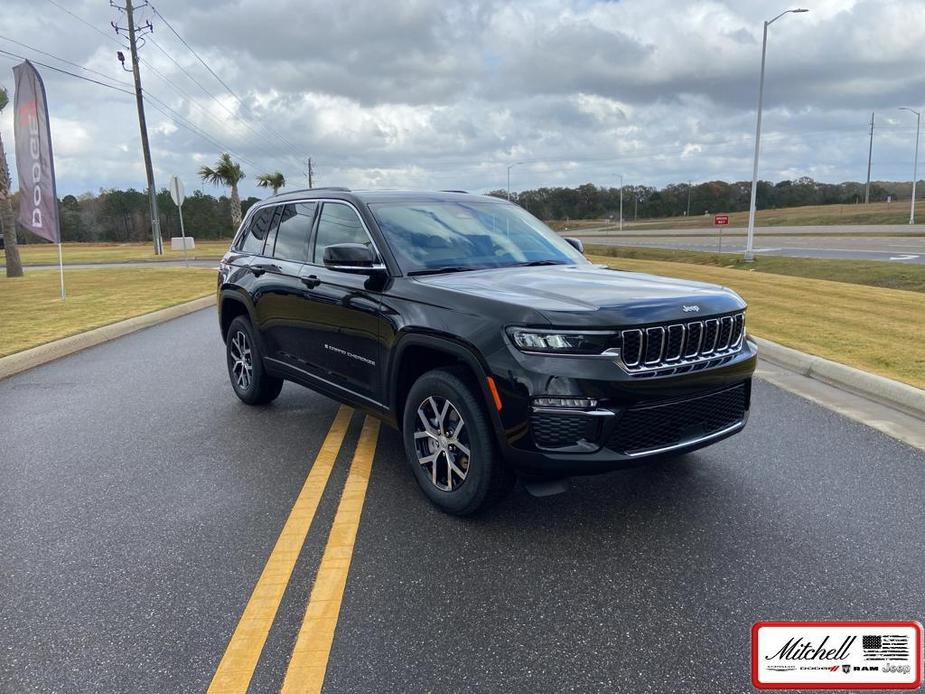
[682,305,701,312]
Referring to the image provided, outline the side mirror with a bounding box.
[564,237,583,253]
[322,243,381,272]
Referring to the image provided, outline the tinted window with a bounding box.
[313,203,374,263]
[273,202,316,262]
[369,201,585,273]
[238,207,274,255]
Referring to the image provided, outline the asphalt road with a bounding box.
[2,310,924,693]
[576,224,925,236]
[579,234,925,263]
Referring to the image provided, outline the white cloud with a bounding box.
[0,0,923,197]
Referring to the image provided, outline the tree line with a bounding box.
[3,175,922,246]
[491,177,920,221]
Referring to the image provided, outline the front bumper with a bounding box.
[490,338,758,476]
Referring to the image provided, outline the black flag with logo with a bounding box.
[13,60,60,244]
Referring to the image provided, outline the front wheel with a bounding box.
[225,315,283,405]
[402,368,513,516]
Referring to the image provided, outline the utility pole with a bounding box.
[686,180,692,216]
[114,1,162,254]
[865,112,874,205]
[306,157,314,189]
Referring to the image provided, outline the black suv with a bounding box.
[218,189,757,514]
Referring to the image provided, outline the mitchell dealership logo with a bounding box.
[681,304,700,312]
[764,635,856,662]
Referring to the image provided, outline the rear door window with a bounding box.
[272,202,317,263]
[237,207,275,255]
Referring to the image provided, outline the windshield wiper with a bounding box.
[512,259,568,267]
[408,265,485,277]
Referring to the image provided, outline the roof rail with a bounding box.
[439,189,469,194]
[281,186,351,195]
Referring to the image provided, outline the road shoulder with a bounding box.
[0,295,215,380]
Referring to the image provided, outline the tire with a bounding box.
[225,315,283,405]
[402,368,514,516]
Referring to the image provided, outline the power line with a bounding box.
[144,35,292,163]
[144,95,258,167]
[35,1,276,169]
[149,4,304,154]
[44,0,124,47]
[0,41,262,168]
[0,34,133,90]
[0,47,134,95]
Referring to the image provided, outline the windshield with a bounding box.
[369,200,588,274]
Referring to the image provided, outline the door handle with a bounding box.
[250,263,278,277]
[301,274,321,289]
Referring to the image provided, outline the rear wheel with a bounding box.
[402,368,513,515]
[225,315,283,405]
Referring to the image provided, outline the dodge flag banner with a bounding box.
[13,59,65,297]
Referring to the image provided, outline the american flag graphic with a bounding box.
[862,634,910,661]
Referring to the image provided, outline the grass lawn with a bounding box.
[548,200,925,231]
[0,267,214,357]
[586,244,925,294]
[586,253,925,389]
[8,240,231,266]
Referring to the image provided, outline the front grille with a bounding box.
[531,413,600,449]
[620,313,744,376]
[606,383,747,455]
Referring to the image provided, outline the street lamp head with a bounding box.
[769,7,810,24]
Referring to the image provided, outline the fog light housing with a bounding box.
[532,396,596,408]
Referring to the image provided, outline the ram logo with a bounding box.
[681,304,701,313]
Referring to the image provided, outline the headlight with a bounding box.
[507,328,619,355]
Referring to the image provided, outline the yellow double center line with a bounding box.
[208,406,380,694]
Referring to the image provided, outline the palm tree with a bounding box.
[256,171,286,196]
[199,153,246,228]
[0,86,24,277]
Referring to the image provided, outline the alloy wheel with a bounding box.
[413,395,471,491]
[229,330,253,391]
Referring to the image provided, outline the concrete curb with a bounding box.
[0,295,216,381]
[752,335,925,420]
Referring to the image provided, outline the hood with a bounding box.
[412,263,745,326]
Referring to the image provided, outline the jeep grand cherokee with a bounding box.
[217,189,757,515]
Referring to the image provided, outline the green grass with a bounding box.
[0,267,214,357]
[586,244,925,294]
[548,200,925,231]
[586,253,925,389]
[8,240,230,266]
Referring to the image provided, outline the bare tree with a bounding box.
[0,86,23,277]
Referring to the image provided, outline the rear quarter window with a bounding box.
[236,207,275,255]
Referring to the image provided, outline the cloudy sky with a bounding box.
[1,0,924,199]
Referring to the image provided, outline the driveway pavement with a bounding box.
[1,310,923,692]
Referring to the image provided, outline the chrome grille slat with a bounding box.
[618,312,745,377]
[644,327,665,365]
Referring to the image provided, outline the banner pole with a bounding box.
[57,242,65,300]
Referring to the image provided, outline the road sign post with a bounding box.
[714,214,729,255]
[168,176,188,267]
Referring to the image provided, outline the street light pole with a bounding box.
[506,162,522,201]
[617,174,624,232]
[900,108,920,225]
[744,8,809,262]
